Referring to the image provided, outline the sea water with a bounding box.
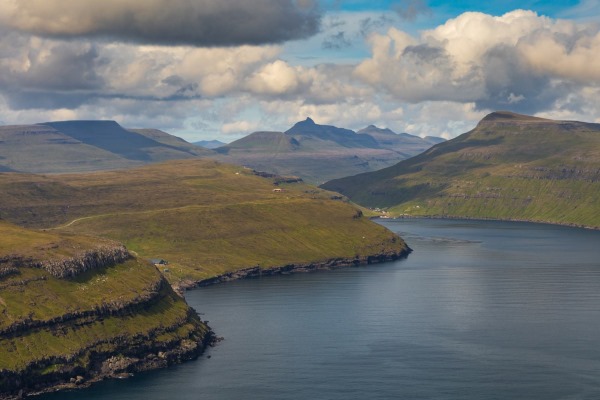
[42,219,600,400]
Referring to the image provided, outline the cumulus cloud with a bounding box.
[221,120,261,135]
[4,6,600,142]
[0,0,321,46]
[246,60,301,95]
[355,10,600,114]
[0,33,106,109]
[0,33,285,108]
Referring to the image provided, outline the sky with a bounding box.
[0,0,599,142]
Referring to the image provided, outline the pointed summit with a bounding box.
[286,117,317,133]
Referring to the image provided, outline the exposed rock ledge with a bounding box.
[0,319,215,400]
[37,246,131,278]
[0,245,131,279]
[175,248,412,293]
[0,288,214,400]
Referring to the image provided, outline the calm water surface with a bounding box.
[43,219,600,400]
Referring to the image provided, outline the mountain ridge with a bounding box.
[321,111,600,229]
[0,118,443,179]
[210,118,444,183]
[0,120,211,173]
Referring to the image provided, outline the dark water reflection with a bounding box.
[42,219,600,400]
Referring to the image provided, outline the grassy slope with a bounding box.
[0,159,408,285]
[0,221,209,395]
[322,112,600,229]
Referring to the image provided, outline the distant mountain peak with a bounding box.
[359,125,396,136]
[293,117,315,127]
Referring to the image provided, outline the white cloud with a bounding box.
[3,7,600,142]
[246,60,301,95]
[221,120,261,135]
[517,27,600,83]
[354,10,600,113]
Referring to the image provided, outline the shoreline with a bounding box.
[19,326,217,400]
[378,214,600,231]
[0,328,216,400]
[1,249,411,399]
[174,248,412,293]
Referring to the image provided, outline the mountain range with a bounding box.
[0,119,442,182]
[322,111,600,229]
[211,117,444,183]
[0,120,211,173]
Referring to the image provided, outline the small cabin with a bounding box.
[149,258,168,266]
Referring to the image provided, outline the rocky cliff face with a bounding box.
[0,245,132,279]
[0,242,213,399]
[36,245,132,278]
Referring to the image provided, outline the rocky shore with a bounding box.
[174,248,412,293]
[0,245,214,400]
[0,308,214,400]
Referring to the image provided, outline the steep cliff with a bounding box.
[0,222,212,399]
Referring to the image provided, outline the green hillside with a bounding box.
[0,158,411,397]
[322,112,600,229]
[0,159,410,287]
[0,221,211,398]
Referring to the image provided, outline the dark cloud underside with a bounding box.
[0,0,322,46]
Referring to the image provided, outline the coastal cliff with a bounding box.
[0,224,212,399]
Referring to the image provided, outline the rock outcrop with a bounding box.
[36,246,131,278]
[0,239,213,400]
[0,245,131,279]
